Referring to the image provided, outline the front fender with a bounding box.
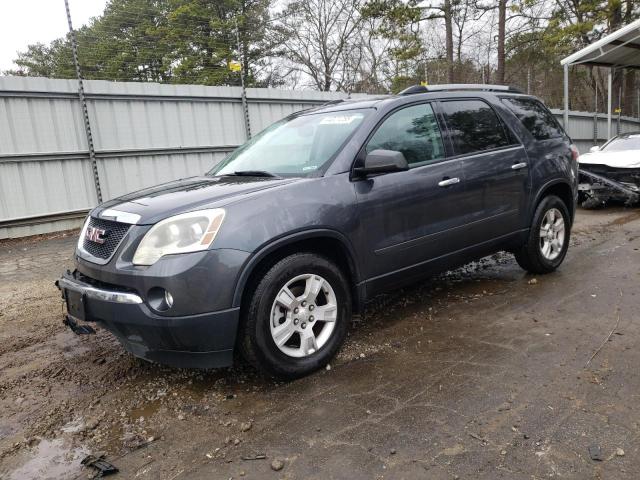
[231,228,362,309]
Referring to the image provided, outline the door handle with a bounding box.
[438,177,460,187]
[511,162,527,170]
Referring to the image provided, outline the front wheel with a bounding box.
[514,195,571,274]
[238,253,351,379]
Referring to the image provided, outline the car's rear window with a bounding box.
[502,97,565,141]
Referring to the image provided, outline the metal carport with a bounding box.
[561,18,640,139]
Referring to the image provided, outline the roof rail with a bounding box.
[320,99,345,106]
[398,84,524,95]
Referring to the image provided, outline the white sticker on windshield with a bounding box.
[320,114,362,125]
[303,165,318,171]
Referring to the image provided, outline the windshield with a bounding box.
[602,133,640,152]
[209,109,370,177]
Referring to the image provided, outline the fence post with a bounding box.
[64,0,102,203]
[235,19,252,140]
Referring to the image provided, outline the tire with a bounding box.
[514,195,571,274]
[238,252,351,379]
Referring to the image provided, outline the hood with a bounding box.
[579,149,640,169]
[93,175,299,224]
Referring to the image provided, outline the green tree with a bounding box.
[5,0,276,87]
[167,0,274,85]
[7,39,75,78]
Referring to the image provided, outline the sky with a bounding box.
[0,0,108,71]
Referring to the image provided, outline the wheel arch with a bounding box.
[232,229,364,315]
[532,180,575,223]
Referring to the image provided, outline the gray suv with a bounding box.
[57,84,579,378]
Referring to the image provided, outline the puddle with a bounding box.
[129,398,163,422]
[7,438,88,480]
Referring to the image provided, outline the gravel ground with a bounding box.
[0,207,639,479]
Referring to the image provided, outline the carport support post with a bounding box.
[593,80,598,144]
[563,64,569,130]
[607,69,613,139]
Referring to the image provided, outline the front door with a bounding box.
[353,102,469,295]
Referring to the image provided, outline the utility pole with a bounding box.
[64,0,102,203]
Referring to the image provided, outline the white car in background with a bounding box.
[578,132,640,208]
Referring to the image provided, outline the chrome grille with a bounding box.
[81,217,131,261]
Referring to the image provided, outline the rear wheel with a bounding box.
[514,195,571,274]
[239,253,350,379]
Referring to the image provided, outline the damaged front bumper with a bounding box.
[55,270,239,369]
[578,164,640,207]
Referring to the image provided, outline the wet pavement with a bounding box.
[0,208,639,479]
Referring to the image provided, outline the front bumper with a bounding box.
[578,167,640,205]
[57,271,240,368]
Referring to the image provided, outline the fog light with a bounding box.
[148,287,174,312]
[164,290,174,308]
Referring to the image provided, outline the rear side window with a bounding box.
[366,103,445,167]
[440,100,512,155]
[501,97,564,141]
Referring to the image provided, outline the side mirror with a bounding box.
[354,149,409,177]
[589,146,601,153]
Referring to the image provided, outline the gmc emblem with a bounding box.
[85,226,107,244]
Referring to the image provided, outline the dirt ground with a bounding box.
[0,207,639,480]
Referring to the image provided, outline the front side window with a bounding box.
[441,100,512,155]
[210,109,370,177]
[366,103,445,167]
[501,97,565,141]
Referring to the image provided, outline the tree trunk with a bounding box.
[496,0,506,85]
[444,0,454,83]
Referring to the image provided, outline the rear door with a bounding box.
[353,102,469,294]
[500,96,575,202]
[438,99,530,242]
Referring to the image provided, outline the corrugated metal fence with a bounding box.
[0,77,350,238]
[1,76,639,239]
[550,109,640,153]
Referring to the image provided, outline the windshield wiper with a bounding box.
[223,170,279,178]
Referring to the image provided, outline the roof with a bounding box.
[294,84,539,118]
[561,18,640,69]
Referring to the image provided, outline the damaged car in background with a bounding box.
[579,132,640,208]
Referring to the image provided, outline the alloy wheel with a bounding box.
[269,273,338,358]
[539,207,565,261]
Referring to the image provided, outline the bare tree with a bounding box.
[418,1,455,82]
[274,0,363,91]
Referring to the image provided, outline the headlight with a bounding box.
[132,209,226,266]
